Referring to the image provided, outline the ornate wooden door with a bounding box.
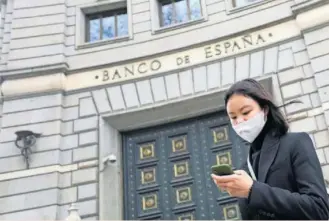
[122,111,248,220]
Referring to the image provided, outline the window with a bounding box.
[232,0,263,8]
[86,9,128,43]
[159,0,202,27]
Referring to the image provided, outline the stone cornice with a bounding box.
[292,0,329,15]
[295,1,329,32]
[0,63,69,80]
[1,73,66,98]
[0,20,300,98]
[2,3,329,98]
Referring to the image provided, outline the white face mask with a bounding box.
[231,111,267,143]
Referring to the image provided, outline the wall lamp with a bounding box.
[14,130,42,169]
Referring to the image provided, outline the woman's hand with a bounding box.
[211,170,253,198]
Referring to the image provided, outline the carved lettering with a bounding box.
[203,33,268,60]
[112,70,121,80]
[177,57,184,66]
[151,60,161,71]
[215,44,221,56]
[185,56,190,64]
[124,66,134,77]
[97,31,270,84]
[102,70,109,82]
[204,46,212,58]
[138,62,147,74]
[224,42,231,53]
[232,41,241,52]
[100,59,163,83]
[256,34,265,44]
[242,35,253,48]
[176,56,190,66]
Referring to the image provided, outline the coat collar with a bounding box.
[257,131,280,182]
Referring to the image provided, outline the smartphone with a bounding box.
[211,164,234,176]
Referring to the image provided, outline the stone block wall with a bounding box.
[0,93,99,220]
[0,0,328,220]
[302,24,329,176]
[0,0,295,72]
[0,0,67,70]
[0,32,329,219]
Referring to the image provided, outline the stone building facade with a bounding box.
[0,0,329,220]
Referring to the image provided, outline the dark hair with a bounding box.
[224,78,289,137]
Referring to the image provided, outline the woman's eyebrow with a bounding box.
[228,105,252,115]
[239,105,251,111]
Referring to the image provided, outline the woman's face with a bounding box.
[226,94,263,125]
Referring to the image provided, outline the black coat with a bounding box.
[238,132,329,220]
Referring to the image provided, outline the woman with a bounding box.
[211,78,329,220]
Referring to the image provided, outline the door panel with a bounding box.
[198,113,248,220]
[123,111,248,220]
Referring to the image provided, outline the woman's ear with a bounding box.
[263,106,269,116]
